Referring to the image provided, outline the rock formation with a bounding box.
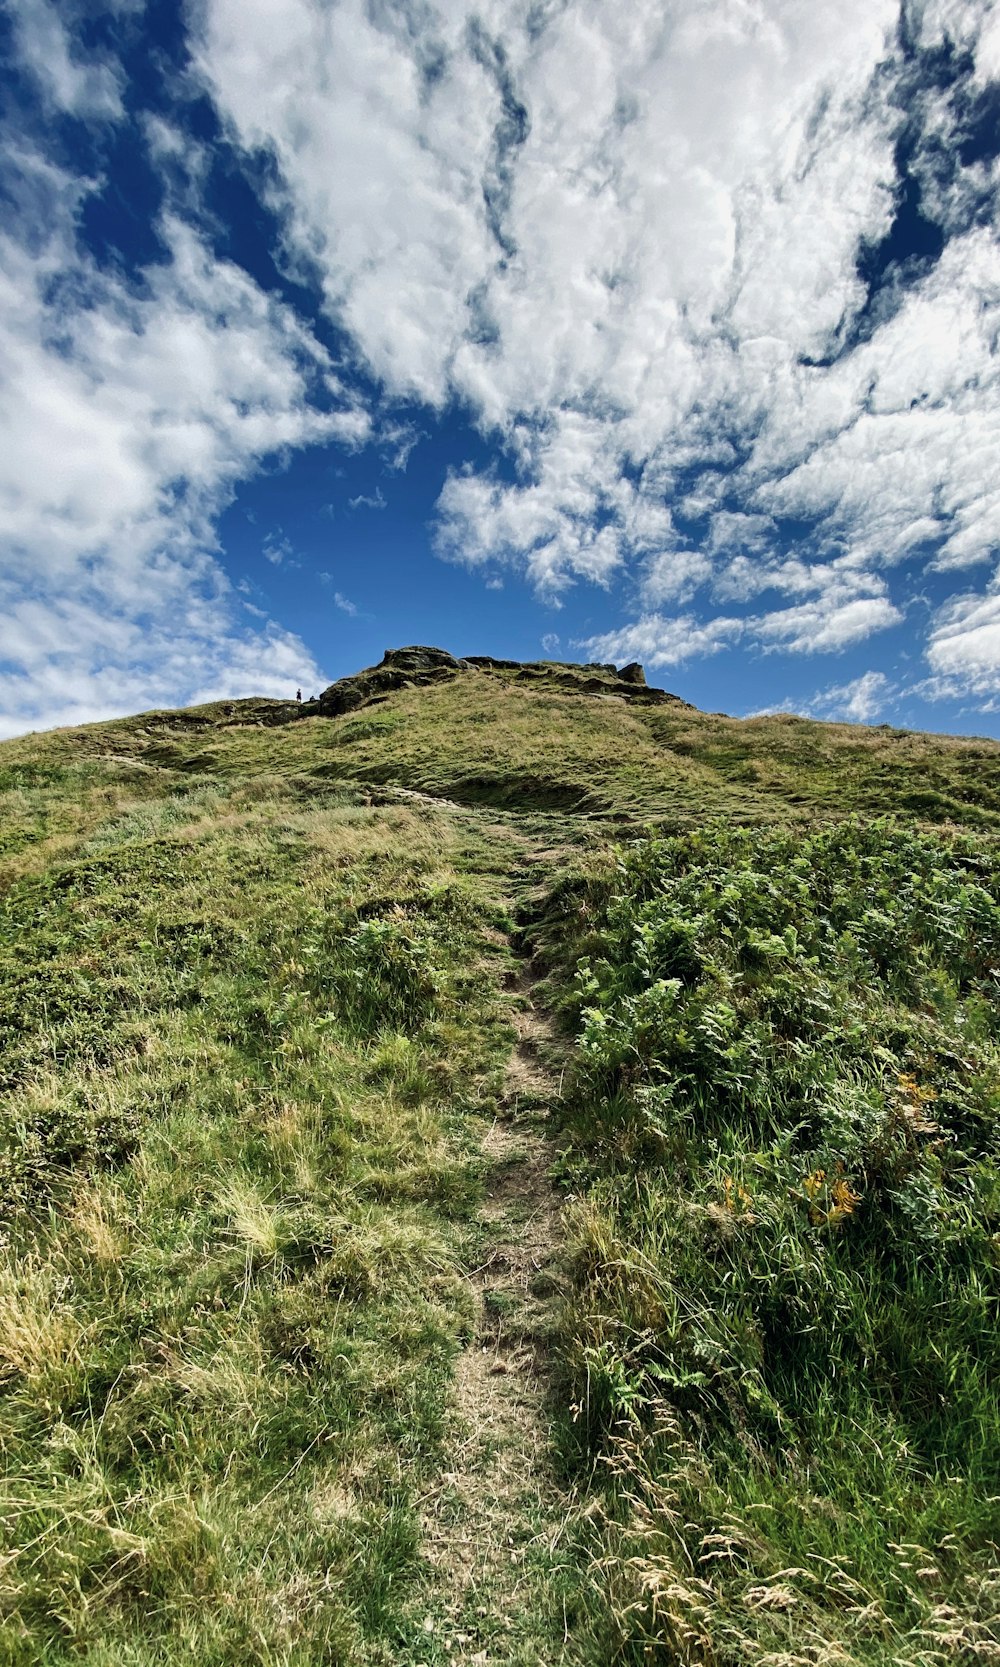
[301,647,690,721]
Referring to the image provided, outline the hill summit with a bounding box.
[300,643,687,719]
[25,641,999,827]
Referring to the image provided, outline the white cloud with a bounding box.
[641,547,713,606]
[317,576,361,616]
[192,0,1000,701]
[0,190,361,573]
[0,603,324,740]
[580,579,901,669]
[193,0,500,407]
[924,584,1000,697]
[580,613,745,669]
[753,595,903,654]
[0,145,364,733]
[8,0,124,118]
[263,534,293,565]
[821,671,894,722]
[975,9,1000,84]
[194,0,902,583]
[380,422,424,472]
[748,669,894,722]
[541,632,560,654]
[752,230,1000,574]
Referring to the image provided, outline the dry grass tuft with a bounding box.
[0,1252,85,1389]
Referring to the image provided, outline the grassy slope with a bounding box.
[2,665,1000,1664]
[537,821,1000,1664]
[0,760,548,1663]
[9,660,1000,828]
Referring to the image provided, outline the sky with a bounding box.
[2,1,1000,737]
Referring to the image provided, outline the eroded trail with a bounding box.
[414,949,576,1664]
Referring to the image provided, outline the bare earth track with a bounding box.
[414,949,575,1664]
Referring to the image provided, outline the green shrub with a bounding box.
[556,818,1000,1658]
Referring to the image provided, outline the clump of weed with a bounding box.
[302,911,441,1034]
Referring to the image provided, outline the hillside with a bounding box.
[2,651,1000,1665]
[7,646,1000,836]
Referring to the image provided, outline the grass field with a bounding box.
[2,659,1000,1663]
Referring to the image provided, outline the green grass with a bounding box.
[0,777,531,1663]
[9,662,1000,832]
[537,818,1000,1663]
[4,660,1000,1663]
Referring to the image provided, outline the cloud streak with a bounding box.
[8,0,125,118]
[195,0,1000,695]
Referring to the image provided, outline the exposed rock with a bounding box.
[381,646,463,674]
[464,655,524,672]
[466,655,619,677]
[617,661,646,686]
[301,646,691,722]
[306,646,463,717]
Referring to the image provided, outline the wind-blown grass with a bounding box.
[543,818,1000,1663]
[0,785,519,1664]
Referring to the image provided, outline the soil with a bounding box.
[415,957,573,1663]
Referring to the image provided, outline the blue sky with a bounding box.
[3,0,1000,736]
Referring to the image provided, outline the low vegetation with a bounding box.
[2,658,1000,1663]
[543,819,1000,1663]
[0,771,535,1663]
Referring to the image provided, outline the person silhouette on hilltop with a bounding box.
[296,688,302,702]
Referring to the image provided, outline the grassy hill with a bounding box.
[2,651,1000,1665]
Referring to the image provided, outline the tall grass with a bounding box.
[0,788,516,1664]
[547,819,1000,1662]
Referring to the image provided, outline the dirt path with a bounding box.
[414,958,576,1664]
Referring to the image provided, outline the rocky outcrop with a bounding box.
[301,646,691,721]
[464,655,525,673]
[618,662,646,686]
[303,646,464,717]
[377,646,462,674]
